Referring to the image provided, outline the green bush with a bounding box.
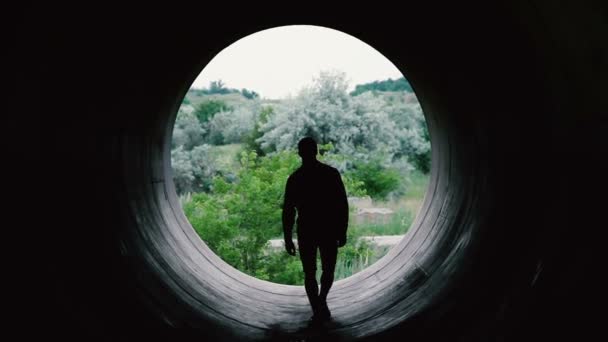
[348,159,401,200]
[183,150,298,275]
[244,106,274,156]
[194,99,230,124]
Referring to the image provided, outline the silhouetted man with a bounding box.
[282,137,349,323]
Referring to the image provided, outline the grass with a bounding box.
[388,170,429,214]
[350,208,414,236]
[334,245,391,280]
[208,143,244,173]
[349,170,430,236]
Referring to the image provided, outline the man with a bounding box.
[282,137,349,323]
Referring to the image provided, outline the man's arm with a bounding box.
[335,170,349,247]
[282,176,296,255]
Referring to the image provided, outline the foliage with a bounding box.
[351,208,414,236]
[402,169,430,200]
[189,80,259,99]
[182,148,374,283]
[171,146,196,193]
[171,144,216,194]
[261,219,382,284]
[172,72,432,285]
[347,158,401,200]
[172,108,205,150]
[194,99,230,124]
[256,71,429,174]
[383,97,431,173]
[244,106,274,156]
[209,80,231,94]
[255,71,354,155]
[206,106,257,145]
[183,150,299,277]
[350,77,413,96]
[241,88,260,99]
[174,73,431,198]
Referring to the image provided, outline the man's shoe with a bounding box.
[318,301,331,321]
[308,314,324,326]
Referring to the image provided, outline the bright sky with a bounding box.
[191,25,404,100]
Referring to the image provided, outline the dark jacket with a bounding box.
[282,161,349,243]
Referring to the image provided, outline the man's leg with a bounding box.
[319,242,338,317]
[298,240,321,317]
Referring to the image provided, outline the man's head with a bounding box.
[297,137,318,162]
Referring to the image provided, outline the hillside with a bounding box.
[350,77,413,96]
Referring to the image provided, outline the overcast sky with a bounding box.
[191,25,404,100]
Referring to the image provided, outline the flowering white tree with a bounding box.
[257,71,429,171]
[171,108,218,193]
[172,108,205,150]
[383,96,430,172]
[171,144,216,194]
[207,106,258,144]
[171,71,431,195]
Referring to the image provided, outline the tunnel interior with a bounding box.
[123,22,478,339]
[17,3,607,341]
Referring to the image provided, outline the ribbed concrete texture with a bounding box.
[16,2,607,341]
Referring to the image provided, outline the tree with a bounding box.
[171,146,196,193]
[172,108,205,150]
[347,158,401,200]
[350,77,414,96]
[383,96,431,173]
[170,144,216,194]
[241,88,259,99]
[203,105,259,145]
[194,99,230,124]
[209,80,228,94]
[257,71,403,167]
[183,150,300,276]
[245,105,274,155]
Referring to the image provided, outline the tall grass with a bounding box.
[334,246,391,280]
[350,208,414,236]
[347,169,429,236]
[402,170,429,200]
[178,192,193,208]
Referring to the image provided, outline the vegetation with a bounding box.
[190,80,259,99]
[347,158,401,200]
[172,72,430,285]
[194,99,231,124]
[350,77,413,96]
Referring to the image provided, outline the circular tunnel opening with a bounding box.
[120,22,489,341]
[169,25,432,287]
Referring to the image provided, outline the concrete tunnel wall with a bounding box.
[15,2,607,341]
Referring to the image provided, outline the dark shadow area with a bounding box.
[265,320,348,342]
[12,2,607,341]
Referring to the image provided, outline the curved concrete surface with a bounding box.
[16,3,607,341]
